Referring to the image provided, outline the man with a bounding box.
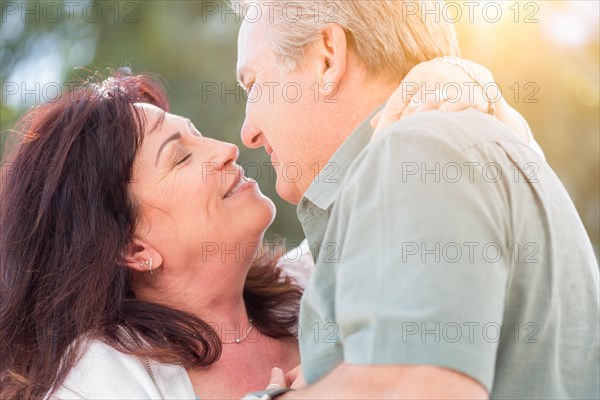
[235,1,599,398]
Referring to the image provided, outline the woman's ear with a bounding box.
[313,24,348,99]
[121,238,163,274]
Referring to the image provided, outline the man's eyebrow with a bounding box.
[156,132,181,166]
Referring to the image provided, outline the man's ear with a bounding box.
[121,238,163,273]
[313,24,348,99]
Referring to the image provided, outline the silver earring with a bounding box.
[149,257,154,274]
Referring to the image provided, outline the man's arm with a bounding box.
[279,363,488,399]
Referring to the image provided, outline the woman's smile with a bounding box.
[224,176,258,199]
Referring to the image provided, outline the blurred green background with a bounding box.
[1,0,599,256]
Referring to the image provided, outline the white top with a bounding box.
[49,241,314,400]
[50,339,193,399]
[528,131,545,160]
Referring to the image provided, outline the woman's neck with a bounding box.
[203,296,252,343]
[133,262,252,341]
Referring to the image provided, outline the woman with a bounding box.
[1,72,309,399]
[0,63,539,399]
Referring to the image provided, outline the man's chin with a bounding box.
[275,180,302,205]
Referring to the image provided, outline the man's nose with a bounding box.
[240,117,263,149]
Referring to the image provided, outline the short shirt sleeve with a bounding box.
[331,124,511,392]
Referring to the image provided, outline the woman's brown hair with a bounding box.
[0,70,302,399]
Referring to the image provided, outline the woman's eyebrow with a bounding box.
[156,132,181,166]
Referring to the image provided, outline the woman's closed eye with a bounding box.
[173,146,191,166]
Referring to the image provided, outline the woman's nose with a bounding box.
[219,142,240,169]
[240,117,263,149]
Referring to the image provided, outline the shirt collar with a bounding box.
[298,105,383,212]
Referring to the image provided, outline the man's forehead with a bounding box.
[237,21,259,55]
[236,21,264,77]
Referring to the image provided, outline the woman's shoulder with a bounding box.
[49,336,194,399]
[277,239,315,289]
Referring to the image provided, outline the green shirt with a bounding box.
[297,109,599,399]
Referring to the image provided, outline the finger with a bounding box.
[413,89,456,113]
[416,98,446,113]
[290,374,307,390]
[266,367,288,390]
[439,97,487,114]
[416,94,468,113]
[439,100,471,112]
[395,94,421,120]
[290,367,307,390]
[377,83,414,121]
[374,93,419,135]
[375,104,407,133]
[285,365,301,387]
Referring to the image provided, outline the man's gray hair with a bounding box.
[232,0,460,80]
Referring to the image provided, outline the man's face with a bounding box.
[237,20,327,205]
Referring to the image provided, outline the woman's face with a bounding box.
[129,104,275,271]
